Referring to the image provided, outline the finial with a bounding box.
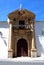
[20,3,22,10]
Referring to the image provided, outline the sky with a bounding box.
[0,0,44,21]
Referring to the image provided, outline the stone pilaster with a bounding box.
[8,23,13,58]
[31,24,37,57]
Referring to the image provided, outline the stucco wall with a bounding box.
[35,21,44,57]
[0,22,9,58]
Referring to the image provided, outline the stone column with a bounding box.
[8,23,13,58]
[28,42,30,57]
[28,40,31,57]
[31,24,37,57]
[15,38,17,57]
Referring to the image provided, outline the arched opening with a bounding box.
[17,38,28,57]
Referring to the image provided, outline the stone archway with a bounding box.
[17,38,28,57]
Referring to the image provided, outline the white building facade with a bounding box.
[0,21,44,58]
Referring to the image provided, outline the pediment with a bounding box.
[8,9,35,19]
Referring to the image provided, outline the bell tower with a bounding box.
[8,9,37,58]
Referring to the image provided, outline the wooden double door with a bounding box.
[17,39,28,57]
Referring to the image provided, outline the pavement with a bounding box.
[0,57,44,65]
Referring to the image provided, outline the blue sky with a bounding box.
[0,0,44,21]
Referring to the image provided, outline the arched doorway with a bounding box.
[17,39,28,57]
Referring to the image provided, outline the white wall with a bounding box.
[35,21,44,57]
[0,22,9,58]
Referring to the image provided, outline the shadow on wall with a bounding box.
[36,36,44,57]
[0,32,7,46]
[2,37,7,46]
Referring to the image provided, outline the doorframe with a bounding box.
[17,38,28,57]
[16,37,29,57]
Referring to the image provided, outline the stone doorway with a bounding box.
[8,9,37,58]
[17,39,28,57]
